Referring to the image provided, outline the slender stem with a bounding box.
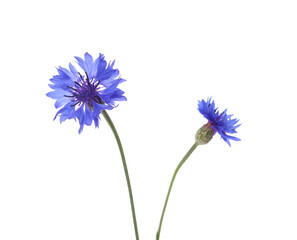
[156,143,198,240]
[102,110,139,240]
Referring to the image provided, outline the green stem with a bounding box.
[156,143,198,240]
[102,110,139,240]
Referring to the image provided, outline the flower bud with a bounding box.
[195,122,215,145]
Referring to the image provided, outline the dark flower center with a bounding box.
[64,72,104,111]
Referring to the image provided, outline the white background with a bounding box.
[0,0,296,239]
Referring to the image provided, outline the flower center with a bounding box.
[64,72,104,111]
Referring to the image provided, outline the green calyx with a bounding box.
[195,122,215,145]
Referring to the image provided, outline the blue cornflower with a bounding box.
[197,98,240,146]
[46,52,126,134]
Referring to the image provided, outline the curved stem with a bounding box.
[102,110,139,240]
[156,143,198,240]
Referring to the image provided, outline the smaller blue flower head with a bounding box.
[47,52,127,134]
[198,98,241,146]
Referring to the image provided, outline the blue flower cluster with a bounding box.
[47,53,241,146]
[46,53,126,133]
[198,98,241,146]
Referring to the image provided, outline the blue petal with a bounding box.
[69,63,78,78]
[225,135,241,141]
[55,97,71,108]
[94,117,99,128]
[56,67,76,82]
[53,103,73,121]
[50,75,74,91]
[75,107,85,134]
[75,52,96,78]
[224,138,231,147]
[78,123,84,134]
[84,107,93,126]
[111,95,127,101]
[96,60,107,79]
[96,61,119,81]
[101,78,125,90]
[84,52,94,76]
[46,90,68,99]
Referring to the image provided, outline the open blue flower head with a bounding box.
[46,52,127,134]
[197,98,240,146]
